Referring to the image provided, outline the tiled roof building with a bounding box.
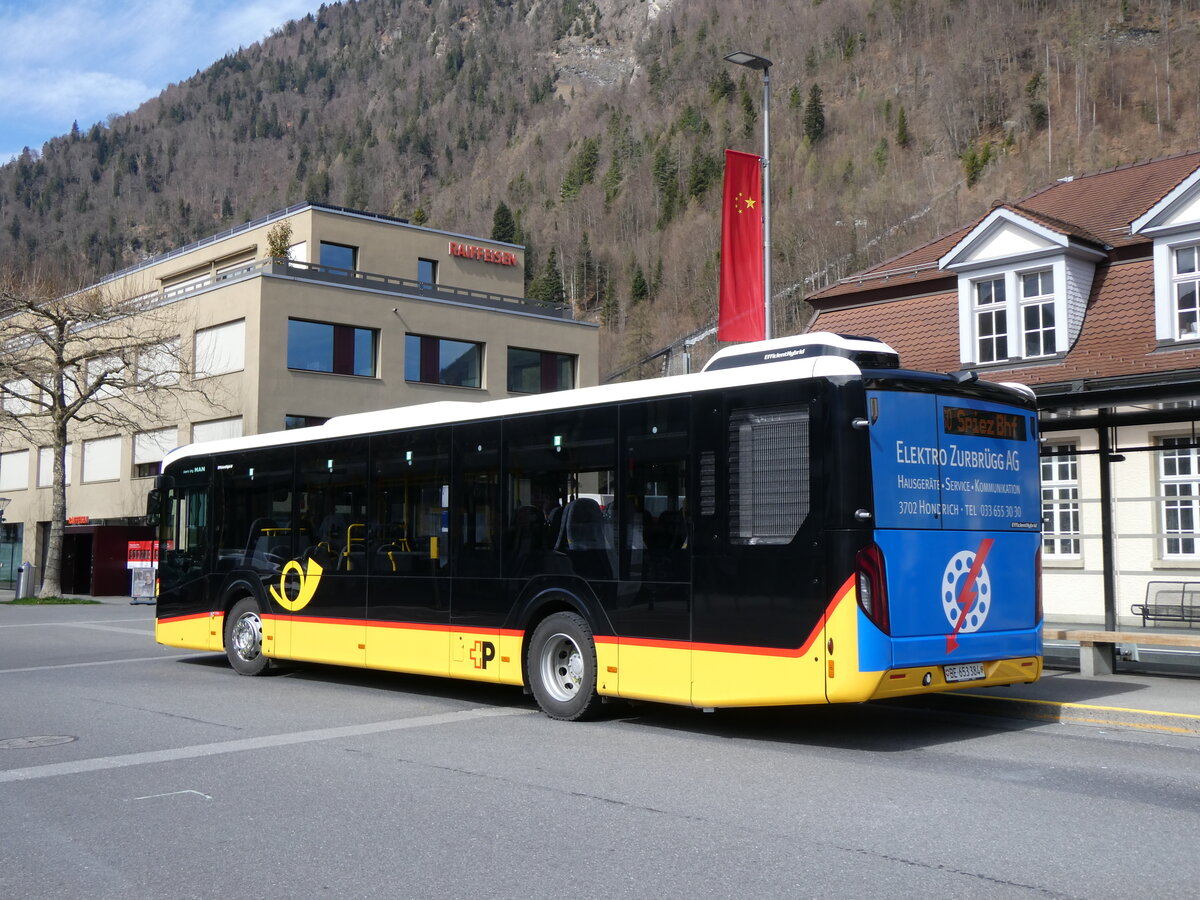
[808,151,1200,645]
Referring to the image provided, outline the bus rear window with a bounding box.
[729,405,810,545]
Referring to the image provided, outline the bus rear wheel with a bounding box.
[224,598,269,676]
[528,612,603,721]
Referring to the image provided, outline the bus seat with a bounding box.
[563,498,610,550]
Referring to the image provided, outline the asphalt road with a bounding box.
[2,602,1198,899]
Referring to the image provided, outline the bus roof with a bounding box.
[163,353,863,469]
[161,340,1033,469]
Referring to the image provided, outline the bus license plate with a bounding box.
[944,662,985,683]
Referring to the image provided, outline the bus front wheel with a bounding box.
[224,598,269,676]
[528,612,603,721]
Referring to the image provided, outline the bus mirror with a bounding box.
[154,474,174,491]
[146,489,162,526]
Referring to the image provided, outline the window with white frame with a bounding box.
[1041,443,1079,557]
[82,436,122,483]
[1021,269,1056,357]
[194,320,245,378]
[1174,244,1200,340]
[974,277,1008,363]
[38,445,73,487]
[1159,436,1200,557]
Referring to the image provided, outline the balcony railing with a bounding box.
[159,258,573,319]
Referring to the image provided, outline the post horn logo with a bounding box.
[269,558,324,612]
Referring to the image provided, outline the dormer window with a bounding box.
[974,277,1008,362]
[944,207,1098,369]
[1021,269,1056,357]
[1174,244,1200,340]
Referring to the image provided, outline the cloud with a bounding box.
[0,1,318,155]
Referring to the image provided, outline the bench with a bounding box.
[1130,581,1200,626]
[1044,627,1200,676]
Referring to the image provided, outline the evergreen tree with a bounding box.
[491,201,516,243]
[803,84,826,144]
[896,105,911,148]
[528,248,565,305]
[630,264,649,305]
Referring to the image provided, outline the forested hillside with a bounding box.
[3,0,1199,376]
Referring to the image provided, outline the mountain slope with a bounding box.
[3,0,1199,375]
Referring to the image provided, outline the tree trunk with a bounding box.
[37,417,68,598]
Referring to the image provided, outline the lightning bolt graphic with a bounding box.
[946,538,994,653]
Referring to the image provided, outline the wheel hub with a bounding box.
[232,612,262,662]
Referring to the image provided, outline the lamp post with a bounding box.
[724,50,773,340]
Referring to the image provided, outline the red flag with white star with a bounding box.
[719,149,764,342]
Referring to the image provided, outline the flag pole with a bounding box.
[761,63,772,340]
[724,51,773,340]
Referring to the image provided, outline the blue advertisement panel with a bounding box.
[869,391,1040,533]
[863,389,1042,667]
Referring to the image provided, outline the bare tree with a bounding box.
[0,267,223,597]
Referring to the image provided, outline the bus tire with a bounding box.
[528,612,603,721]
[224,597,269,676]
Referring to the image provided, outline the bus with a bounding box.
[152,333,1043,720]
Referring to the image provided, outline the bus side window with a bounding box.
[295,439,368,574]
[369,428,451,576]
[503,406,617,580]
[453,421,501,578]
[214,449,294,574]
[621,398,690,582]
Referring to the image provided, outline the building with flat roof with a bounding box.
[0,202,598,594]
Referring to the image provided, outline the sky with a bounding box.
[0,1,322,163]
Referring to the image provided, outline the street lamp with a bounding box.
[724,50,773,340]
[0,497,10,523]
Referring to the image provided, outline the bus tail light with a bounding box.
[855,543,890,634]
[1034,546,1043,624]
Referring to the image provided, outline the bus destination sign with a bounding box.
[943,406,1026,442]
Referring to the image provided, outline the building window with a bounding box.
[1159,436,1200,557]
[287,319,377,377]
[285,414,328,430]
[1,379,36,415]
[1021,269,1056,357]
[0,449,31,492]
[133,428,178,479]
[974,277,1008,363]
[405,334,482,388]
[507,348,575,393]
[193,417,243,444]
[319,241,357,272]
[136,338,182,388]
[1041,443,1079,557]
[194,320,246,377]
[418,258,438,289]
[38,445,73,487]
[82,436,122,483]
[1174,244,1200,340]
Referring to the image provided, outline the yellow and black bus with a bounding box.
[153,333,1043,719]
